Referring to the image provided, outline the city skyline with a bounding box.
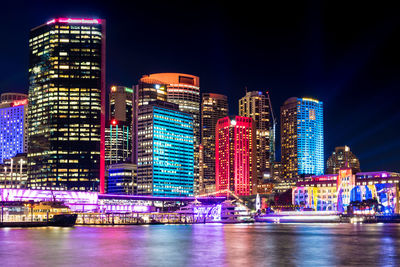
[1,1,399,173]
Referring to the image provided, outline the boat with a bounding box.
[255,210,342,223]
[0,201,77,227]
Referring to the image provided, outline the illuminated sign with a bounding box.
[11,99,28,107]
[47,18,101,25]
[194,205,222,221]
[111,119,118,126]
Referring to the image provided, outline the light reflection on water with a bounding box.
[1,223,400,266]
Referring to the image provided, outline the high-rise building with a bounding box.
[27,18,106,192]
[105,119,131,166]
[109,85,133,125]
[281,97,324,180]
[107,163,137,195]
[106,85,133,166]
[326,146,361,174]
[200,93,228,193]
[137,101,194,197]
[142,73,200,194]
[239,91,272,186]
[0,97,28,164]
[215,116,256,196]
[131,77,168,165]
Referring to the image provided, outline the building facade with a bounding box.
[27,18,105,192]
[142,73,200,194]
[1,93,28,104]
[109,85,133,125]
[0,153,28,189]
[281,97,324,180]
[0,99,28,164]
[200,93,228,193]
[105,119,131,166]
[107,163,137,195]
[239,91,272,187]
[215,116,256,196]
[137,101,194,197]
[326,146,361,174]
[292,169,400,213]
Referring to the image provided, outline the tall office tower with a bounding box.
[143,73,200,194]
[200,93,228,193]
[28,18,106,192]
[0,98,28,164]
[106,85,133,165]
[239,91,272,187]
[105,119,131,165]
[215,116,256,196]
[131,76,168,165]
[326,146,360,174]
[281,97,324,180]
[109,85,133,125]
[137,101,194,197]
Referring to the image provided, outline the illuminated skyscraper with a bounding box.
[239,91,272,187]
[327,146,360,174]
[106,85,133,166]
[215,116,256,196]
[0,97,28,164]
[200,93,228,193]
[109,85,133,125]
[131,76,168,165]
[281,97,324,180]
[143,73,200,194]
[137,101,194,196]
[105,119,131,166]
[27,18,106,192]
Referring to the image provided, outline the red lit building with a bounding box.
[215,116,256,196]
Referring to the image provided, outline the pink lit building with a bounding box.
[215,116,256,196]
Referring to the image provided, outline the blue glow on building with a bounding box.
[152,106,194,196]
[0,105,26,163]
[297,98,324,176]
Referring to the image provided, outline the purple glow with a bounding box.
[194,205,221,221]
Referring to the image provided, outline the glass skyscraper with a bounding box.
[200,93,228,194]
[27,18,105,192]
[137,101,194,196]
[281,97,323,179]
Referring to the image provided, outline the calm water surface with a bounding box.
[1,223,400,266]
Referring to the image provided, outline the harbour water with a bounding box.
[1,223,400,266]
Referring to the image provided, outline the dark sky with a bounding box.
[1,1,399,172]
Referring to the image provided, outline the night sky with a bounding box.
[1,1,399,172]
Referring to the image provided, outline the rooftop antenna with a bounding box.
[245,86,248,94]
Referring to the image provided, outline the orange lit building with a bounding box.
[215,116,256,196]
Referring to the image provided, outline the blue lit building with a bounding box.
[0,100,28,164]
[137,101,194,197]
[281,97,323,179]
[107,163,137,195]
